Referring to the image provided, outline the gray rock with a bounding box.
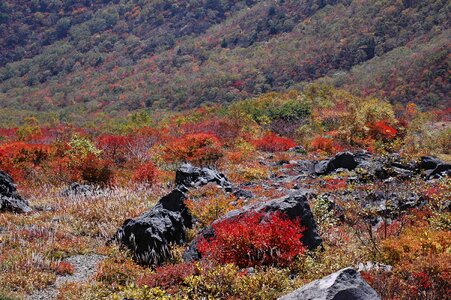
[115,164,234,266]
[175,163,233,191]
[61,182,97,196]
[426,163,451,179]
[115,188,192,266]
[0,171,32,213]
[418,156,443,170]
[278,267,380,300]
[314,152,358,175]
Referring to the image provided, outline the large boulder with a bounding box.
[115,188,193,266]
[278,267,380,300]
[314,152,358,175]
[184,191,322,261]
[417,156,450,179]
[175,163,233,191]
[418,156,443,170]
[0,171,32,213]
[425,163,451,179]
[115,164,233,266]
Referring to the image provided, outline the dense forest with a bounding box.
[0,0,449,127]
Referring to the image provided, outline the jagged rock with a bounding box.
[115,188,193,266]
[414,156,450,179]
[314,152,358,175]
[358,261,393,273]
[362,190,426,225]
[426,163,451,179]
[0,171,32,213]
[278,267,380,300]
[175,163,233,191]
[61,182,98,197]
[115,164,234,266]
[184,191,322,261]
[233,189,254,199]
[418,156,443,170]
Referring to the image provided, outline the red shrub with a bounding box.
[323,178,347,190]
[369,120,397,140]
[253,133,296,152]
[163,133,223,165]
[137,263,196,293]
[76,153,113,185]
[133,162,158,184]
[0,142,52,181]
[96,134,130,162]
[198,211,305,268]
[52,261,75,275]
[310,136,343,154]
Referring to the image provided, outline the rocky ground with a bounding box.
[0,151,449,299]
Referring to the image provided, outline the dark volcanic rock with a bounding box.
[0,171,32,213]
[61,182,97,197]
[184,191,322,261]
[418,156,443,170]
[116,164,233,266]
[362,190,426,225]
[278,267,380,300]
[314,152,358,175]
[175,163,232,191]
[417,156,450,179]
[115,188,193,266]
[233,189,254,199]
[426,163,451,179]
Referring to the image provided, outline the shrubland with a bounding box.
[0,86,449,299]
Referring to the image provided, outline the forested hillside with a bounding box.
[0,0,449,124]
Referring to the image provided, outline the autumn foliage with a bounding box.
[198,212,305,268]
[133,162,158,185]
[137,263,197,294]
[253,133,296,152]
[310,136,343,154]
[369,120,398,140]
[163,133,223,165]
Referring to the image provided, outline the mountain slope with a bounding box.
[0,0,449,121]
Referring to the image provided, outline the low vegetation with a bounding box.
[0,87,449,299]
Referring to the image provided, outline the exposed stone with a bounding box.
[314,152,358,175]
[426,163,451,179]
[115,164,234,266]
[418,156,443,170]
[278,267,380,300]
[233,189,254,199]
[0,171,32,213]
[61,182,98,197]
[175,163,233,191]
[115,188,192,266]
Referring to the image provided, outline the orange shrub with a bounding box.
[137,263,197,294]
[185,185,239,226]
[253,132,296,152]
[69,153,113,185]
[133,162,158,185]
[310,136,343,154]
[0,142,52,182]
[52,261,75,275]
[163,133,223,165]
[368,120,398,140]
